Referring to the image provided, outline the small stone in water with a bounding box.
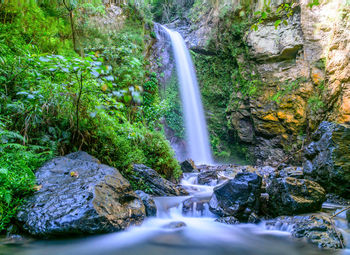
[163,221,187,229]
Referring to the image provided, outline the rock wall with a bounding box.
[168,0,350,165]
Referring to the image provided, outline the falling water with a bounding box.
[162,26,214,164]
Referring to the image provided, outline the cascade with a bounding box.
[162,26,214,165]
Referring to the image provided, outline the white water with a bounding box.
[162,26,213,165]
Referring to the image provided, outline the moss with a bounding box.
[191,12,261,163]
[163,72,185,139]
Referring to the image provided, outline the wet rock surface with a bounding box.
[17,151,146,238]
[209,172,262,221]
[131,164,188,196]
[303,121,350,198]
[215,217,240,225]
[180,159,198,173]
[265,215,344,249]
[197,170,218,185]
[135,191,157,217]
[267,177,326,217]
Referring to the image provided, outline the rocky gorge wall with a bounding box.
[160,0,350,165]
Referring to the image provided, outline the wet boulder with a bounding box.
[197,170,218,185]
[209,172,262,221]
[267,177,326,217]
[131,164,188,196]
[303,121,350,198]
[17,151,146,238]
[180,159,197,173]
[135,190,157,217]
[265,215,344,249]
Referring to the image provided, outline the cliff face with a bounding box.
[174,0,350,165]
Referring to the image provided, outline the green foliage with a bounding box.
[0,2,74,54]
[251,1,293,31]
[270,78,307,104]
[164,73,185,139]
[0,1,181,232]
[150,0,195,22]
[0,127,53,232]
[308,95,325,113]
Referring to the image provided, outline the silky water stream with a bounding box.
[1,173,348,255]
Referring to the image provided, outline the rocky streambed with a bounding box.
[1,122,350,254]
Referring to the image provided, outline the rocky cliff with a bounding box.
[162,0,350,165]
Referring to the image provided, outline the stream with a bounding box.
[1,172,349,255]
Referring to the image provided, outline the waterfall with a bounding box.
[162,26,214,164]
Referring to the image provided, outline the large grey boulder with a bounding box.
[130,164,188,196]
[265,215,344,249]
[267,177,326,217]
[246,13,303,61]
[209,172,262,221]
[17,151,146,238]
[303,121,350,198]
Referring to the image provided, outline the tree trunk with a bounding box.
[69,10,79,54]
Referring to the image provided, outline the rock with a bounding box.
[180,159,197,173]
[247,13,303,61]
[247,213,261,224]
[162,221,187,229]
[279,166,304,179]
[209,172,262,221]
[265,215,344,249]
[17,151,146,238]
[303,121,350,198]
[215,217,240,225]
[197,170,218,185]
[267,177,326,217]
[131,164,188,196]
[135,191,157,217]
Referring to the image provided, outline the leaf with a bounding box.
[33,185,42,191]
[261,12,267,19]
[91,70,99,77]
[101,84,108,92]
[4,192,12,204]
[250,24,257,31]
[70,171,79,178]
[39,56,50,62]
[274,20,282,29]
[123,94,132,103]
[283,20,288,26]
[0,168,8,175]
[105,76,114,81]
[253,11,261,16]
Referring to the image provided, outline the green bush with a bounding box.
[0,128,53,232]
